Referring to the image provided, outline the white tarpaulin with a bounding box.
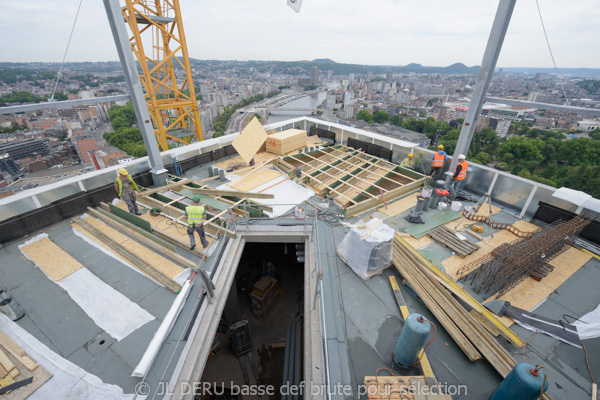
[336,218,394,280]
[0,313,136,399]
[573,303,600,340]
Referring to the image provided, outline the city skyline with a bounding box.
[1,1,599,69]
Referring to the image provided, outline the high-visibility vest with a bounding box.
[400,157,412,168]
[186,205,205,226]
[454,161,469,180]
[432,151,445,167]
[115,175,139,196]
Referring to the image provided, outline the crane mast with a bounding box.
[122,0,203,150]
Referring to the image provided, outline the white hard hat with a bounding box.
[458,154,466,160]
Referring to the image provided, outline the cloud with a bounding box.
[0,0,598,68]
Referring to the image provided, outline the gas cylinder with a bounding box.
[489,363,549,400]
[393,313,431,368]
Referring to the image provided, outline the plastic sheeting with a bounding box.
[336,218,394,280]
[132,279,192,378]
[574,303,600,340]
[0,314,136,399]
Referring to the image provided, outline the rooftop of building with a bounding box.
[0,116,598,400]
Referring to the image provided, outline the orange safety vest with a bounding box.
[432,151,445,167]
[454,160,469,180]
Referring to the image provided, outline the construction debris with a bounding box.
[462,214,593,296]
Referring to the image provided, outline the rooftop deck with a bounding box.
[0,117,599,400]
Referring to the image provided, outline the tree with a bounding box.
[390,114,403,126]
[356,109,373,123]
[373,111,389,124]
[589,128,600,141]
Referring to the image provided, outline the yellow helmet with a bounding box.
[118,168,128,175]
[438,145,444,150]
[408,153,413,157]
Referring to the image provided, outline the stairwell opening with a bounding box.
[200,241,306,399]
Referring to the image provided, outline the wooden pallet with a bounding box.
[428,226,480,257]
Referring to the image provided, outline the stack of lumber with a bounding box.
[265,129,307,155]
[391,234,553,400]
[363,375,451,399]
[427,226,480,257]
[0,330,52,397]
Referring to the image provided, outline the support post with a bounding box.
[103,0,168,188]
[447,0,517,185]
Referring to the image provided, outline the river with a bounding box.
[266,91,327,124]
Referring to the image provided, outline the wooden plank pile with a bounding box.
[391,234,553,400]
[0,331,52,397]
[363,375,451,399]
[427,226,480,257]
[265,129,307,155]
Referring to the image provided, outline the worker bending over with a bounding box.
[114,168,142,215]
[185,195,209,251]
[430,145,447,180]
[448,154,468,196]
[400,153,414,170]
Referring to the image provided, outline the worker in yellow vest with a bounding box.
[185,195,209,251]
[449,154,468,196]
[400,153,414,170]
[114,168,142,215]
[430,145,447,180]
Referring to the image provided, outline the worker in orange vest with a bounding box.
[430,145,447,180]
[448,154,468,196]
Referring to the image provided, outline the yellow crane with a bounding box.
[122,0,203,150]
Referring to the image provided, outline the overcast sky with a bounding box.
[1,1,599,69]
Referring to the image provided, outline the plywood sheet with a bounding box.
[486,246,592,327]
[20,237,83,281]
[229,169,282,192]
[442,242,495,279]
[232,117,268,164]
[512,219,540,233]
[379,194,418,217]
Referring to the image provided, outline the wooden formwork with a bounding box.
[279,145,427,218]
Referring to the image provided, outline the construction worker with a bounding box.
[448,154,468,196]
[430,144,447,180]
[400,153,414,170]
[185,195,209,251]
[265,261,276,278]
[114,168,142,215]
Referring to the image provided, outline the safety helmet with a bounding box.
[438,145,444,150]
[458,154,466,160]
[193,195,201,203]
[118,168,128,175]
[408,153,413,157]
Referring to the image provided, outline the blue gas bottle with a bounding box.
[393,313,431,368]
[489,363,549,400]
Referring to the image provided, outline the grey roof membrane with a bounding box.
[0,155,598,400]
